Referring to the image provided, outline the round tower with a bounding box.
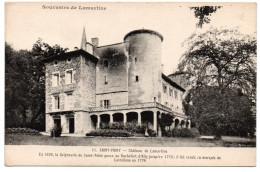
[124,29,163,104]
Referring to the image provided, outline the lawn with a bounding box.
[5,133,256,147]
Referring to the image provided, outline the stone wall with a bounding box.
[96,43,128,94]
[96,91,128,106]
[80,55,97,109]
[126,33,162,104]
[45,55,81,113]
[161,78,184,114]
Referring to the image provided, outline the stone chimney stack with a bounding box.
[91,38,99,47]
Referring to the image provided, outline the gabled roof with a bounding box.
[168,71,187,77]
[43,49,99,63]
[162,73,186,92]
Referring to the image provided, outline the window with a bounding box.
[135,58,137,64]
[136,75,139,82]
[158,92,161,103]
[104,60,109,67]
[174,90,178,99]
[67,58,71,62]
[163,84,167,94]
[54,95,60,110]
[52,73,59,86]
[154,97,156,102]
[104,100,110,107]
[54,61,58,65]
[66,92,73,110]
[104,76,108,84]
[65,69,73,84]
[169,88,173,96]
[165,102,168,106]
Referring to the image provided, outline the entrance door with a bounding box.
[69,118,74,133]
[54,118,61,128]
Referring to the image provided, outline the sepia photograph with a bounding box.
[4,2,257,166]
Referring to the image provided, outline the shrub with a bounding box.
[171,128,200,138]
[50,126,62,137]
[147,129,157,137]
[5,127,39,134]
[162,129,172,137]
[111,122,125,130]
[86,129,132,137]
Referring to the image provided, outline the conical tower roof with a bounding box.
[80,26,87,50]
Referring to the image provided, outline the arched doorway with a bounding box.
[141,111,154,129]
[186,121,190,128]
[90,115,98,130]
[175,119,180,128]
[113,113,124,122]
[100,114,110,128]
[181,120,185,128]
[126,112,138,123]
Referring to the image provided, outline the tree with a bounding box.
[179,28,256,138]
[158,113,174,137]
[5,43,32,127]
[159,113,174,129]
[183,86,255,139]
[5,39,68,130]
[29,38,68,128]
[190,6,222,28]
[179,28,256,100]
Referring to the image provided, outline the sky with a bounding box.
[5,2,256,75]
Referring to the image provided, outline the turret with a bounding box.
[125,29,163,104]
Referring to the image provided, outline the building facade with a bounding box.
[44,28,190,136]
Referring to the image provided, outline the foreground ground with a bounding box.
[5,133,256,147]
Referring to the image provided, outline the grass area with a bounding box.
[5,133,256,147]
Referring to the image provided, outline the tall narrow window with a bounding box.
[66,92,73,110]
[174,91,178,99]
[163,84,167,94]
[104,60,109,67]
[135,58,137,64]
[169,88,173,96]
[54,95,60,110]
[104,76,108,84]
[136,75,139,82]
[52,73,59,86]
[65,70,73,84]
[104,100,110,107]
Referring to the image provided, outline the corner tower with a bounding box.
[124,29,163,104]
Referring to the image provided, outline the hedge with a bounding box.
[86,129,133,137]
[5,127,39,134]
[171,128,200,138]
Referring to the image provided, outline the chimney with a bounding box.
[91,38,99,47]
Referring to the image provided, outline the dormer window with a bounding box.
[163,84,167,94]
[174,91,178,99]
